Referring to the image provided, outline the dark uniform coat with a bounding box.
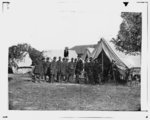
[65,61,69,75]
[75,59,83,75]
[68,61,75,75]
[84,62,89,73]
[44,61,51,75]
[84,61,89,83]
[111,62,120,83]
[74,61,77,72]
[93,61,100,83]
[56,60,62,74]
[61,61,67,76]
[33,60,44,76]
[87,61,94,84]
[50,61,57,75]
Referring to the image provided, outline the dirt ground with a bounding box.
[9,74,140,111]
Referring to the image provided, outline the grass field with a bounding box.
[9,74,140,111]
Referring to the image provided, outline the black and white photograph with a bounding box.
[0,0,149,119]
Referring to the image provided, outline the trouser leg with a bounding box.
[57,73,60,82]
[53,73,57,82]
[32,74,36,83]
[70,75,74,83]
[68,74,70,82]
[66,74,69,82]
[98,74,101,85]
[84,73,87,84]
[43,74,47,81]
[44,75,46,81]
[40,75,43,80]
[61,74,64,82]
[76,74,79,83]
[48,74,51,83]
[51,75,54,83]
[88,73,94,84]
[58,73,62,83]
[36,75,40,83]
[58,74,61,83]
[113,71,116,84]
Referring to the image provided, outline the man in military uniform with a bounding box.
[93,59,99,84]
[42,57,46,81]
[65,58,69,82]
[33,57,44,83]
[84,58,89,84]
[96,60,102,84]
[61,58,67,82]
[68,58,75,82]
[32,58,41,83]
[75,56,83,83]
[87,57,94,84]
[74,58,77,65]
[111,60,118,85]
[43,57,51,82]
[47,58,52,83]
[57,57,62,83]
[50,57,57,83]
[73,58,77,81]
[45,57,51,80]
[40,57,45,80]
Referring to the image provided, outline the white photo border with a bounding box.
[0,0,149,120]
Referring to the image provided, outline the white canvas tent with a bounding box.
[42,49,77,61]
[15,52,32,67]
[92,38,141,69]
[82,47,94,60]
[92,38,128,70]
[13,52,33,74]
[117,54,141,68]
[104,39,141,68]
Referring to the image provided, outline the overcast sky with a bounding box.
[4,0,135,51]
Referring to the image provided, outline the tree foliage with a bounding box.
[111,12,142,55]
[9,43,43,65]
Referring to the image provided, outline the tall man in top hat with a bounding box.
[65,58,69,82]
[64,47,69,58]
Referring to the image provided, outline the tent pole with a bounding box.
[102,51,103,82]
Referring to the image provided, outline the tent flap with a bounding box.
[92,38,128,70]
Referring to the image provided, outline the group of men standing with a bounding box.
[84,57,103,84]
[32,56,119,84]
[33,56,83,83]
[84,58,120,85]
